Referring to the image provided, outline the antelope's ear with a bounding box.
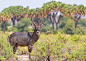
[40,24,44,27]
[31,24,35,28]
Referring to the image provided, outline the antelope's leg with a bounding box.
[28,45,33,60]
[13,47,17,54]
[13,45,18,54]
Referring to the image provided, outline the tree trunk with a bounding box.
[75,21,78,28]
[2,21,6,33]
[47,14,51,20]
[11,17,16,26]
[17,15,24,21]
[56,23,58,30]
[51,12,56,31]
[74,15,81,28]
[52,22,55,31]
[56,15,63,30]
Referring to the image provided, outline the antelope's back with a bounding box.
[8,32,33,46]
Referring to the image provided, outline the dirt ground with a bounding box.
[17,55,29,61]
[16,55,66,61]
[6,54,83,61]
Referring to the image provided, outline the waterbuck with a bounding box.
[8,15,44,59]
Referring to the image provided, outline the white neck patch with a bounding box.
[37,31,40,35]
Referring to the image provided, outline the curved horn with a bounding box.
[31,13,36,26]
[39,14,43,26]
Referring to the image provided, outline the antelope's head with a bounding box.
[31,14,44,36]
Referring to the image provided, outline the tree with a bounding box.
[0,1,86,32]
[2,6,25,26]
[0,9,10,33]
[62,4,86,28]
[72,4,86,28]
[42,1,64,31]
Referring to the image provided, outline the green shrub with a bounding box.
[1,32,85,61]
[7,26,12,32]
[12,17,32,32]
[0,33,16,61]
[30,34,86,61]
[63,19,75,34]
[78,19,86,27]
[59,20,66,28]
[16,47,28,55]
[31,38,62,61]
[74,25,86,35]
[41,26,52,33]
[46,31,52,35]
[0,22,11,31]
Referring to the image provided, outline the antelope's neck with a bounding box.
[32,32,40,44]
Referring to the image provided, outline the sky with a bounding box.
[0,0,86,12]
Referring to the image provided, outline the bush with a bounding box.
[7,26,12,32]
[0,32,16,61]
[41,26,52,33]
[74,25,86,35]
[0,22,11,31]
[31,37,63,61]
[46,31,52,35]
[12,17,32,32]
[59,20,66,28]
[12,33,86,61]
[30,34,86,61]
[78,19,86,27]
[63,19,75,34]
[58,18,86,35]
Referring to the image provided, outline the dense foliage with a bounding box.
[15,32,86,61]
[0,1,86,33]
[0,22,11,31]
[0,32,16,61]
[0,1,86,61]
[0,31,86,61]
[12,17,32,32]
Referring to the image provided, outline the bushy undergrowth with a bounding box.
[16,32,86,61]
[0,31,86,61]
[0,32,16,61]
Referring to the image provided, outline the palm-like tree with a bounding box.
[5,6,24,26]
[0,10,10,33]
[71,4,86,28]
[58,4,86,28]
[42,1,64,31]
[33,8,41,25]
[1,1,86,32]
